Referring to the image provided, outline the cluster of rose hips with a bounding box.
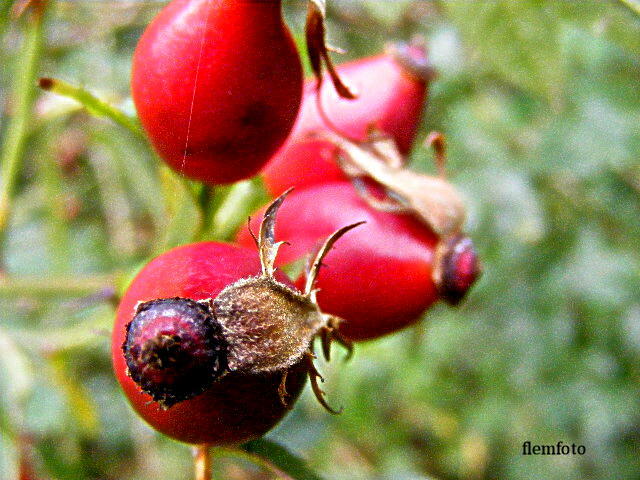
[113,0,480,458]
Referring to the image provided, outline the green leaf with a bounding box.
[87,135,140,260]
[0,432,19,480]
[552,0,640,57]
[94,129,165,233]
[443,0,565,103]
[156,165,203,252]
[242,438,324,480]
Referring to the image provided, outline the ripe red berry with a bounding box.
[112,242,308,444]
[132,0,303,184]
[262,43,433,196]
[113,194,360,444]
[238,182,448,341]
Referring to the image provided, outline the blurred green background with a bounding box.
[1,1,639,479]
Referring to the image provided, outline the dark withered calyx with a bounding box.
[433,234,481,306]
[122,297,227,409]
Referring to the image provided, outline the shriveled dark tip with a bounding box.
[437,235,481,305]
[122,297,227,408]
[386,40,436,82]
[38,77,54,90]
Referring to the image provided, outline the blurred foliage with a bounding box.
[1,0,640,479]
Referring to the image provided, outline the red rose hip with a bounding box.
[262,43,433,196]
[113,194,361,444]
[112,242,307,444]
[132,0,303,184]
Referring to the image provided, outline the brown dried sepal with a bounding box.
[317,129,466,237]
[305,0,357,99]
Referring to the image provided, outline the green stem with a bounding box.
[38,77,145,140]
[0,4,48,240]
[0,274,115,298]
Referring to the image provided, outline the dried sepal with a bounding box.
[317,128,481,304]
[213,275,324,374]
[319,315,353,362]
[304,221,366,298]
[305,0,357,99]
[305,351,343,414]
[317,129,466,238]
[214,191,360,377]
[258,188,292,277]
[278,370,289,407]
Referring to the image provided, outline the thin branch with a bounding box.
[38,77,145,140]
[0,274,116,298]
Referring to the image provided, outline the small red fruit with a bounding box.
[112,242,308,445]
[262,43,433,196]
[113,194,360,444]
[237,182,443,341]
[132,0,303,184]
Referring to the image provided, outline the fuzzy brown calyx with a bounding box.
[213,275,324,373]
[123,298,227,409]
[220,190,362,413]
[216,190,361,375]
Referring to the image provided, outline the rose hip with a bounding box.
[132,0,303,184]
[262,43,433,196]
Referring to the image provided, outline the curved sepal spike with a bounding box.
[258,188,293,277]
[425,131,447,179]
[305,352,343,415]
[320,326,332,362]
[304,221,366,297]
[246,216,259,249]
[323,316,354,362]
[305,0,357,100]
[332,328,354,362]
[278,370,289,408]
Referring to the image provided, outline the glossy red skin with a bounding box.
[112,242,306,445]
[132,0,302,184]
[262,49,429,196]
[237,183,440,341]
